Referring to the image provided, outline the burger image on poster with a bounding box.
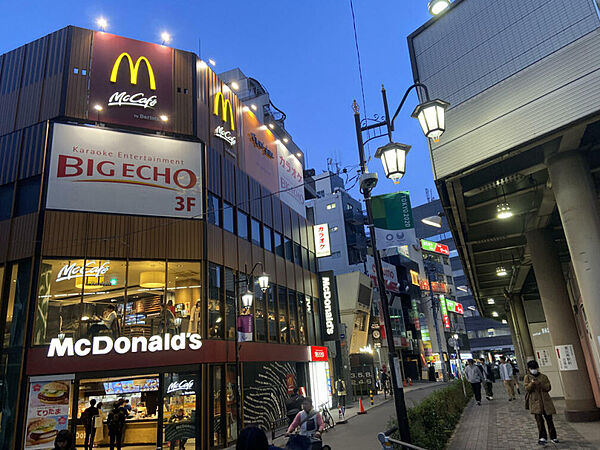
[38,381,69,404]
[26,418,58,445]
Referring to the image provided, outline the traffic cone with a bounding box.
[403,379,408,387]
[409,378,413,386]
[358,397,367,414]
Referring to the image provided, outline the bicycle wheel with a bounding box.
[324,409,335,429]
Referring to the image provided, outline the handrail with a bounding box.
[377,427,427,450]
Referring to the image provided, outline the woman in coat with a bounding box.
[94,402,106,445]
[524,360,558,445]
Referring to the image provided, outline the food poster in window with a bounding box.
[25,376,73,449]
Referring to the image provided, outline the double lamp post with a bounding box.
[353,83,449,443]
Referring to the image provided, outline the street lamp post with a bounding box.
[353,84,449,444]
[425,261,449,382]
[234,262,269,438]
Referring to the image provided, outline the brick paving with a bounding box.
[447,382,596,449]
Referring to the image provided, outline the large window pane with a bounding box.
[208,264,223,339]
[278,287,288,344]
[223,202,234,234]
[267,286,277,342]
[294,243,302,267]
[274,232,284,258]
[305,295,316,346]
[226,364,238,444]
[263,226,273,253]
[237,211,249,240]
[312,296,322,345]
[127,261,166,336]
[4,265,19,347]
[164,372,198,450]
[288,290,298,344]
[254,279,266,342]
[167,262,202,335]
[210,366,224,447]
[251,219,261,247]
[224,268,236,340]
[297,293,307,345]
[207,193,221,227]
[284,238,293,262]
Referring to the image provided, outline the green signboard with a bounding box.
[372,191,414,230]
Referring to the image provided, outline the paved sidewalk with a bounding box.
[447,382,598,449]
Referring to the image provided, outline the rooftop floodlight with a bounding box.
[428,0,451,16]
[96,17,108,31]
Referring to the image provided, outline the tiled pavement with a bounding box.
[447,381,597,449]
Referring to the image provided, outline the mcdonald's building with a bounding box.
[0,26,329,448]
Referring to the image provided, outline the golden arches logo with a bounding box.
[213,92,235,131]
[110,52,157,90]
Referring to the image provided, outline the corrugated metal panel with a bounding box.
[207,223,223,265]
[167,219,203,260]
[222,156,235,204]
[431,29,600,179]
[173,50,194,136]
[282,204,291,238]
[261,186,273,227]
[0,129,22,184]
[84,213,130,259]
[15,36,47,129]
[272,196,282,233]
[223,231,237,269]
[238,239,251,272]
[40,28,68,122]
[42,211,87,256]
[249,177,261,220]
[0,46,25,134]
[128,216,168,259]
[207,146,221,196]
[64,26,92,120]
[8,213,37,260]
[0,220,9,262]
[236,169,249,212]
[19,122,47,179]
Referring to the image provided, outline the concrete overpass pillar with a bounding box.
[526,228,600,421]
[510,294,535,362]
[506,301,526,376]
[547,150,600,380]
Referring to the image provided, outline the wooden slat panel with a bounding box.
[19,123,47,180]
[40,28,68,122]
[275,256,286,290]
[223,230,237,269]
[236,170,249,212]
[173,50,194,136]
[207,223,223,265]
[272,196,282,234]
[8,213,37,260]
[237,239,251,272]
[282,204,292,238]
[15,37,47,130]
[64,27,92,120]
[285,260,295,290]
[85,213,130,259]
[264,251,276,286]
[0,129,22,185]
[42,211,87,256]
[222,156,235,204]
[261,186,273,227]
[128,216,167,260]
[0,46,25,134]
[167,219,202,260]
[0,220,10,262]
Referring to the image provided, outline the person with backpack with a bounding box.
[285,388,305,424]
[335,379,347,408]
[81,399,99,450]
[107,400,126,450]
[479,357,495,400]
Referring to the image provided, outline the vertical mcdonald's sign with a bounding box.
[89,32,173,131]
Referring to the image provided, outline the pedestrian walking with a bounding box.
[81,399,99,450]
[464,359,484,405]
[499,356,516,401]
[285,388,305,425]
[479,357,495,400]
[336,378,347,408]
[511,358,521,395]
[524,360,558,446]
[107,400,126,450]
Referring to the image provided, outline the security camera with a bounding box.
[359,172,378,193]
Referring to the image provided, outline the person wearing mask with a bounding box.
[499,356,516,401]
[285,388,305,424]
[107,400,126,450]
[479,357,495,400]
[285,397,325,439]
[524,360,558,446]
[53,430,76,450]
[81,399,99,450]
[464,359,484,405]
[94,402,106,445]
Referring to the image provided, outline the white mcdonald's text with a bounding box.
[214,126,236,146]
[322,277,335,336]
[108,92,157,109]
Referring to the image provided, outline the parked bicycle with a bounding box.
[319,402,335,431]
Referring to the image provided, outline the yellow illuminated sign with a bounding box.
[213,91,235,131]
[410,270,420,286]
[110,52,157,90]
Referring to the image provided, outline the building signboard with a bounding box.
[440,295,451,329]
[277,141,305,217]
[372,191,417,249]
[212,91,236,147]
[310,346,329,362]
[420,239,450,256]
[444,298,464,315]
[89,32,173,131]
[46,123,202,219]
[555,344,578,371]
[318,272,340,341]
[314,224,331,257]
[366,255,400,293]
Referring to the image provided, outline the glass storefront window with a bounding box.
[223,202,234,234]
[167,262,202,336]
[225,365,238,444]
[224,269,236,340]
[267,286,277,342]
[297,293,307,345]
[163,372,198,450]
[284,237,293,262]
[294,243,302,267]
[263,226,273,253]
[210,366,224,447]
[288,290,298,344]
[207,193,221,227]
[237,211,249,241]
[254,281,266,342]
[127,261,166,336]
[3,265,18,348]
[312,297,322,345]
[274,233,284,258]
[305,295,316,346]
[278,287,288,344]
[208,264,223,339]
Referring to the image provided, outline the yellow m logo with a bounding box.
[213,92,235,131]
[110,52,156,90]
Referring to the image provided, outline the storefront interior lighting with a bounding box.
[140,271,165,288]
[375,142,411,184]
[487,298,495,304]
[241,290,254,308]
[496,266,508,277]
[428,0,451,15]
[161,32,171,45]
[93,104,103,112]
[208,59,216,66]
[230,81,239,91]
[96,17,108,31]
[160,115,169,122]
[496,202,513,219]
[411,99,449,142]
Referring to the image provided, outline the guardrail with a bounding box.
[377,427,426,450]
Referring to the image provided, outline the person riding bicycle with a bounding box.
[285,397,324,440]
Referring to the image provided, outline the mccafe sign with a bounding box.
[89,32,173,131]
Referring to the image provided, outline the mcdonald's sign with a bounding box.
[89,32,173,131]
[213,92,235,131]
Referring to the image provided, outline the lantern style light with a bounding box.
[375,142,411,184]
[428,0,451,15]
[411,99,450,142]
[258,273,270,293]
[241,290,254,308]
[496,202,513,219]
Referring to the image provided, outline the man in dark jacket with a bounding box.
[285,388,304,424]
[479,357,495,400]
[81,399,99,450]
[107,400,126,450]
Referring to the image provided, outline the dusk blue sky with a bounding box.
[2,1,438,207]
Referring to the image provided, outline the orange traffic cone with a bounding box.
[409,378,413,386]
[403,379,407,387]
[357,397,367,414]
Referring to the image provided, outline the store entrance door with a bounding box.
[163,372,200,450]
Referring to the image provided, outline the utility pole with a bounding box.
[425,261,449,382]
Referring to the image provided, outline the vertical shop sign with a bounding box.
[318,271,340,341]
[277,141,305,217]
[314,224,331,257]
[24,376,73,449]
[439,295,450,329]
[33,263,52,345]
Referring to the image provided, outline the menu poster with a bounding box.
[24,376,73,449]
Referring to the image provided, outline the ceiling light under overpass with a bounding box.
[421,214,442,228]
[496,202,513,219]
[492,311,499,317]
[375,142,411,184]
[428,0,451,16]
[487,298,495,305]
[496,266,508,277]
[412,99,450,142]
